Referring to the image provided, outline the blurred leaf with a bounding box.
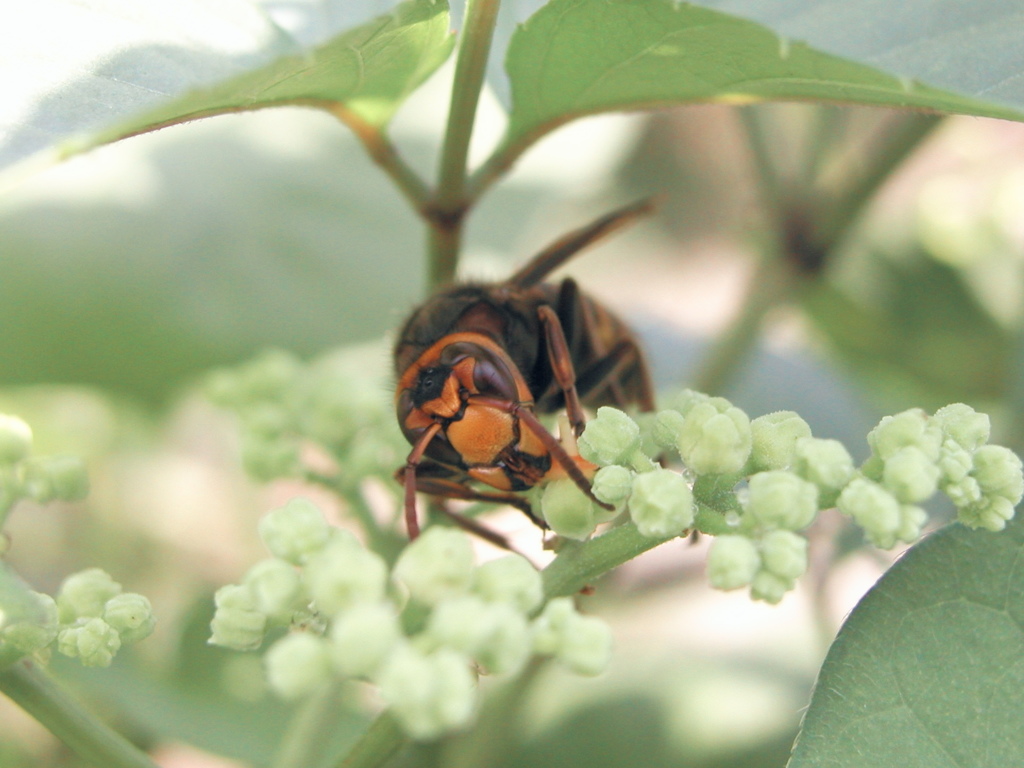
[0,0,453,175]
[802,254,1012,411]
[0,111,424,401]
[789,516,1024,767]
[499,0,1023,167]
[689,0,1024,115]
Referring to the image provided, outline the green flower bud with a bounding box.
[265,632,332,699]
[530,598,611,676]
[428,596,529,675]
[792,437,855,503]
[971,445,1024,504]
[241,434,301,482]
[258,498,331,565]
[591,465,634,506]
[57,568,122,623]
[750,570,792,604]
[1,592,58,655]
[944,476,982,508]
[668,389,717,417]
[330,602,400,678]
[303,539,388,616]
[707,535,761,591]
[867,409,941,462]
[938,440,973,484]
[531,598,575,656]
[933,403,990,452]
[243,558,305,622]
[472,555,542,614]
[47,456,91,501]
[0,415,32,465]
[896,505,928,543]
[557,613,613,677]
[759,530,808,581]
[577,407,642,467]
[749,411,812,472]
[209,584,267,650]
[22,456,90,504]
[210,349,300,407]
[242,404,295,439]
[393,528,475,605]
[959,496,1016,531]
[540,480,599,540]
[677,402,752,476]
[744,471,818,531]
[378,645,476,740]
[882,447,940,503]
[837,478,901,548]
[58,618,121,667]
[628,469,694,538]
[103,593,156,645]
[652,409,686,452]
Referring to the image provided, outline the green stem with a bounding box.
[542,523,674,599]
[442,657,548,768]
[0,660,159,768]
[690,250,796,396]
[815,112,942,250]
[327,105,430,214]
[273,679,346,768]
[738,106,788,228]
[427,0,502,290]
[336,710,408,768]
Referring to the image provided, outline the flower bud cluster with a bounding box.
[1,567,155,667]
[838,405,1023,545]
[206,346,405,486]
[0,413,90,522]
[547,407,696,541]
[210,499,612,740]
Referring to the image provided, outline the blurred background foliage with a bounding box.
[3,40,1024,768]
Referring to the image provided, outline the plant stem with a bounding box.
[428,0,502,290]
[0,660,158,768]
[337,711,408,768]
[542,523,674,599]
[690,249,795,396]
[273,680,347,768]
[327,105,430,214]
[442,657,548,768]
[816,112,942,250]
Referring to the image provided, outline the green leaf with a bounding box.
[689,0,1024,115]
[801,253,1012,411]
[0,0,453,174]
[105,0,453,135]
[789,517,1024,768]
[499,0,1023,168]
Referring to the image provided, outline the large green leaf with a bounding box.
[0,0,452,175]
[499,0,1023,166]
[789,516,1024,767]
[690,0,1024,115]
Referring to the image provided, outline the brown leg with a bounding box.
[401,422,443,539]
[537,304,587,436]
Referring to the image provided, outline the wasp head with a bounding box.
[396,333,535,467]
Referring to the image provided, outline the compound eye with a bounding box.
[412,365,452,407]
[471,357,518,401]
